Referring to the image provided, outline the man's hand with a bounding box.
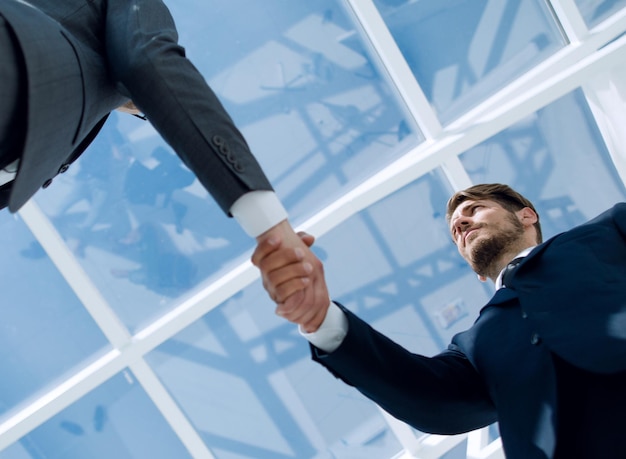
[116,100,141,115]
[253,220,330,332]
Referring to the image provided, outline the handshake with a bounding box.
[252,220,330,333]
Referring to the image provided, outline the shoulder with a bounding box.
[572,202,626,238]
[610,202,626,234]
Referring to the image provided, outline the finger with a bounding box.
[276,288,325,328]
[251,235,281,266]
[297,232,315,247]
[300,306,329,333]
[257,246,305,275]
[272,277,311,303]
[264,261,312,301]
[275,290,305,318]
[265,258,312,288]
[277,280,318,317]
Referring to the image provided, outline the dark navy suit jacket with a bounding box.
[313,203,626,459]
[0,0,272,212]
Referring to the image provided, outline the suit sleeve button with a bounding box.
[530,333,541,345]
[58,164,70,174]
[42,178,53,189]
[212,135,225,147]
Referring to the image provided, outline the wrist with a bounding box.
[231,191,288,237]
[256,218,290,243]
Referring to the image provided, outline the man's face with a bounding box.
[449,199,525,276]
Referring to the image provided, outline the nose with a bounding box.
[453,215,472,237]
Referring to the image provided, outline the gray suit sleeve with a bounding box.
[103,0,273,214]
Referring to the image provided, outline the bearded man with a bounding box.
[253,183,626,459]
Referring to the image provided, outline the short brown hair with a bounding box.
[445,183,542,243]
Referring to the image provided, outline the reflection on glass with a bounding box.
[372,0,566,123]
[147,289,403,459]
[33,0,420,333]
[146,172,498,458]
[575,0,626,27]
[169,0,422,219]
[0,212,111,419]
[322,171,492,349]
[0,371,192,459]
[460,89,626,238]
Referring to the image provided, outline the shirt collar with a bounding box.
[495,246,535,290]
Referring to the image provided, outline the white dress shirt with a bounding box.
[230,190,288,237]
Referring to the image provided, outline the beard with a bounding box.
[469,214,525,277]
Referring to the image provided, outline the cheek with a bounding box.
[453,237,463,251]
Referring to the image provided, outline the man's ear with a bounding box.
[518,207,538,227]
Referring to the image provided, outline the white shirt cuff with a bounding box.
[0,159,19,187]
[229,191,288,238]
[299,301,348,353]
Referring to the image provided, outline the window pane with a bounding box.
[373,0,566,123]
[575,0,626,27]
[0,371,192,459]
[146,171,492,458]
[321,171,488,350]
[0,212,110,418]
[34,0,421,333]
[146,293,403,459]
[459,88,626,237]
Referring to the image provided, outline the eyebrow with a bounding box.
[453,200,480,216]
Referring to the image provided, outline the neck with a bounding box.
[486,244,533,283]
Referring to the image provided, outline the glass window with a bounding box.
[459,88,626,238]
[146,288,403,458]
[0,371,192,459]
[146,171,495,458]
[321,171,491,349]
[372,0,567,124]
[0,212,111,419]
[3,1,626,458]
[575,0,626,27]
[34,0,421,333]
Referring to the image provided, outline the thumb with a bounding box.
[297,231,315,247]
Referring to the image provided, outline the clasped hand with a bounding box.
[253,221,329,333]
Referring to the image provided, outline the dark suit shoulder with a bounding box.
[608,202,626,236]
